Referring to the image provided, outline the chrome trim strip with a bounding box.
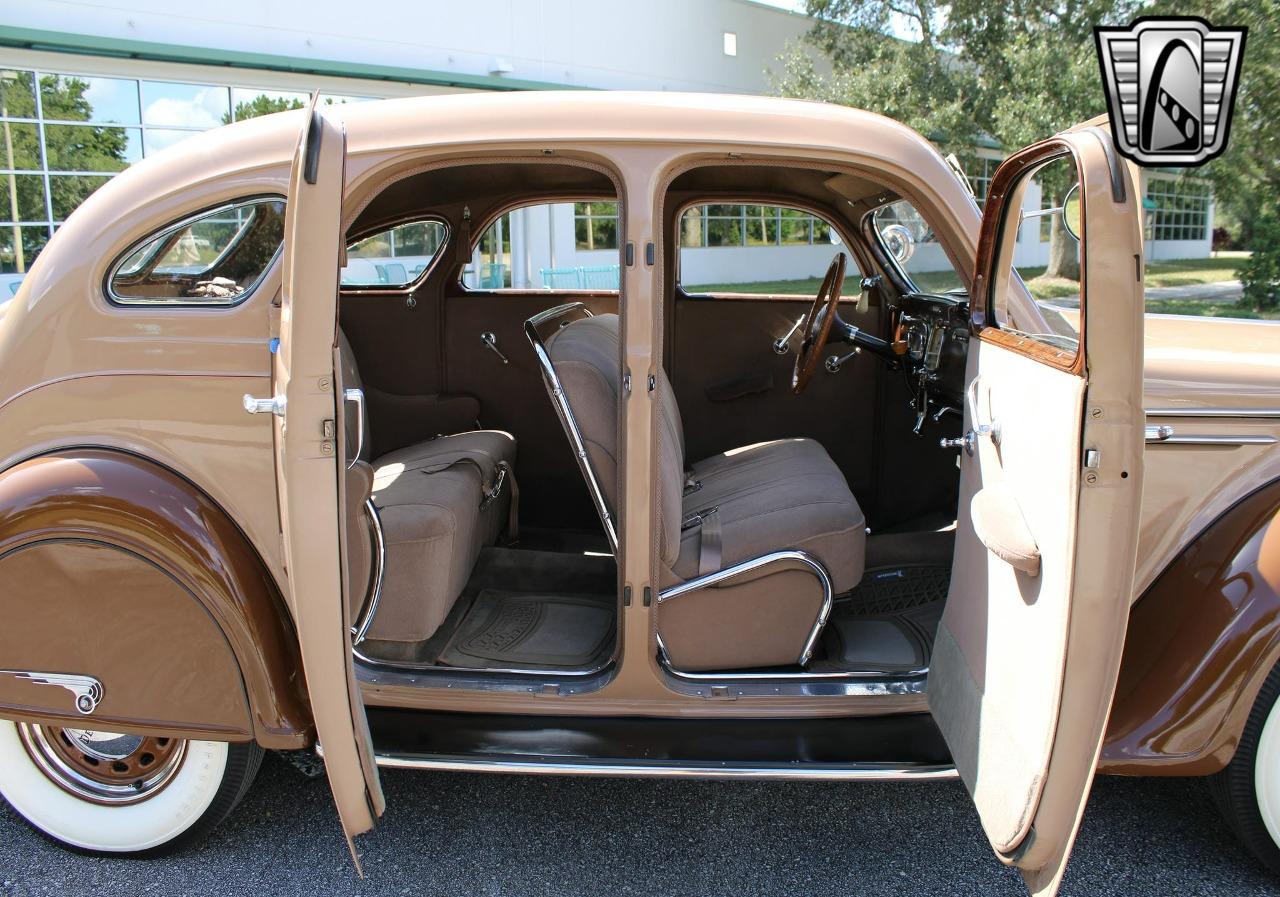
[1146,407,1280,419]
[1149,435,1277,446]
[366,752,959,781]
[656,549,833,666]
[524,302,618,554]
[350,499,386,646]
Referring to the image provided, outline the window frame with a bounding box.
[864,197,972,298]
[340,213,451,293]
[672,195,862,300]
[104,194,285,309]
[459,196,623,294]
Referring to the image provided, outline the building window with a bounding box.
[723,32,738,56]
[0,66,375,280]
[954,153,999,208]
[574,201,619,250]
[680,204,832,249]
[1146,177,1210,242]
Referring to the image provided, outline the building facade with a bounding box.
[0,1,1212,296]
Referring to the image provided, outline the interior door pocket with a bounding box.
[704,371,774,403]
[970,484,1041,576]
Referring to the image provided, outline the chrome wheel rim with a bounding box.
[17,723,187,805]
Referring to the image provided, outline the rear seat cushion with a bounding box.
[363,430,517,643]
[676,438,866,592]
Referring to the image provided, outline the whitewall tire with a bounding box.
[1211,662,1280,874]
[0,720,262,855]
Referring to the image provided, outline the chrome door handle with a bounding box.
[1145,425,1174,443]
[243,394,285,416]
[481,331,509,364]
[965,378,1001,446]
[343,388,365,468]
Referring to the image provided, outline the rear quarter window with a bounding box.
[108,197,285,306]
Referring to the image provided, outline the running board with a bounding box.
[360,707,954,780]
[370,752,958,781]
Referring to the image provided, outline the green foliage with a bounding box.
[222,94,306,125]
[1239,199,1280,311]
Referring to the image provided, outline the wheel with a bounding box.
[1210,661,1280,873]
[0,720,262,855]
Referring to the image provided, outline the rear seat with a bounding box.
[339,332,516,643]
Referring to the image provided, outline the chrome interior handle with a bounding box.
[343,387,365,468]
[964,378,1001,445]
[481,331,510,364]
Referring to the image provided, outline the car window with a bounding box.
[989,151,1082,355]
[341,219,447,288]
[109,197,284,305]
[677,204,860,296]
[871,200,966,294]
[464,201,621,291]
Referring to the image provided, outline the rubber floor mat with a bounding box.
[816,565,950,672]
[437,590,615,671]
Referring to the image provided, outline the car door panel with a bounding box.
[928,130,1144,894]
[442,288,618,531]
[272,100,383,857]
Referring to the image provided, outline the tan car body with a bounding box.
[0,93,1277,867]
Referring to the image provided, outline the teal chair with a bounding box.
[579,265,620,289]
[479,262,506,289]
[539,266,581,289]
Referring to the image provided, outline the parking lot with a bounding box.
[2,752,1277,896]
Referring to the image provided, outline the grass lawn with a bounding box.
[684,254,1273,318]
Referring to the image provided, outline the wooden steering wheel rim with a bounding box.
[791,253,847,395]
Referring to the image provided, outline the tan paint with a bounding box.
[0,93,1268,743]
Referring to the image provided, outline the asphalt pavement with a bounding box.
[2,752,1277,896]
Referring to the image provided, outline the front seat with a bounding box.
[339,332,517,646]
[539,310,865,671]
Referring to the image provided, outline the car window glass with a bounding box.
[341,219,448,287]
[991,152,1082,356]
[677,204,860,296]
[109,197,284,305]
[871,200,966,294]
[464,201,621,291]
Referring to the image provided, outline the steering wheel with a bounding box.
[792,253,847,395]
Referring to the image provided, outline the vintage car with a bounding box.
[0,91,1276,894]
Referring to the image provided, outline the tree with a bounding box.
[221,94,306,125]
[773,0,1139,281]
[1145,0,1277,311]
[2,72,131,272]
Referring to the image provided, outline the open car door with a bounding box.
[928,125,1144,895]
[259,98,384,861]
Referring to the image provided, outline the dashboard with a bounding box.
[893,291,970,409]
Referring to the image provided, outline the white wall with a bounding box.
[6,0,811,94]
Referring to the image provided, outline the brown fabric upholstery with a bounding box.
[542,311,867,670]
[678,438,866,592]
[339,331,517,643]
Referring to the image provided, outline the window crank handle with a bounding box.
[481,331,510,364]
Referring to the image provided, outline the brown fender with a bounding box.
[0,449,311,748]
[1100,478,1280,775]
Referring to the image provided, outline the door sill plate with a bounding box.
[368,752,959,781]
